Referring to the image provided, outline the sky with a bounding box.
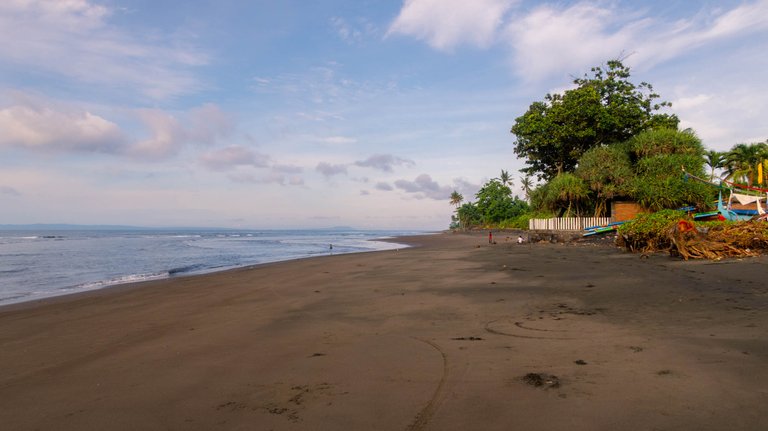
[1,0,767,230]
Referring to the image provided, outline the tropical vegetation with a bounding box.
[448,58,767,231]
[450,171,530,230]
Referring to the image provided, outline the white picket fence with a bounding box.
[529,217,612,231]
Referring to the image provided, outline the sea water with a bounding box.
[0,228,420,307]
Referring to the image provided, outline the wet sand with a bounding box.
[1,232,767,430]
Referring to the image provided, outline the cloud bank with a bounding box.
[0,0,207,99]
[390,0,768,80]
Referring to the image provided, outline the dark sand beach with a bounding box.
[1,232,767,430]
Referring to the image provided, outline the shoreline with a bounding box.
[1,231,766,430]
[0,232,422,310]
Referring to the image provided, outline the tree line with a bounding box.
[450,59,767,229]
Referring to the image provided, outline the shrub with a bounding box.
[616,209,686,251]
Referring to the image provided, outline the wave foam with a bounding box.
[73,271,170,290]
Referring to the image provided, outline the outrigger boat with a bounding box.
[716,190,766,221]
[583,221,625,236]
[682,168,768,222]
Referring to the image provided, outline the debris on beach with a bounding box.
[617,210,768,260]
[521,373,561,389]
[668,221,761,260]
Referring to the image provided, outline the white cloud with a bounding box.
[0,0,207,99]
[503,3,638,79]
[672,94,712,110]
[629,1,768,69]
[673,87,768,150]
[0,95,123,152]
[503,1,768,80]
[125,104,236,160]
[388,0,516,50]
[390,0,768,82]
[199,146,270,171]
[0,93,239,159]
[701,0,768,39]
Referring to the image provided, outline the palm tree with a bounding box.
[520,175,533,201]
[724,143,768,185]
[545,173,590,217]
[704,150,725,182]
[497,170,513,188]
[450,190,464,208]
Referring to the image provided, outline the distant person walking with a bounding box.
[489,231,493,244]
[329,244,333,255]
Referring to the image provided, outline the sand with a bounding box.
[1,232,767,430]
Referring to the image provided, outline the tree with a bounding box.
[497,169,513,187]
[449,190,464,207]
[626,128,710,211]
[455,202,482,229]
[520,175,533,201]
[575,144,633,216]
[723,142,768,185]
[704,150,725,182]
[511,59,678,181]
[475,179,512,223]
[542,173,590,217]
[474,179,529,224]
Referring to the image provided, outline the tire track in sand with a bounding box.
[484,319,575,340]
[407,337,448,431]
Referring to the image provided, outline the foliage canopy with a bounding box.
[511,59,678,181]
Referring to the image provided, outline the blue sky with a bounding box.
[1,0,767,229]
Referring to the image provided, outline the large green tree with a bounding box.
[511,59,678,181]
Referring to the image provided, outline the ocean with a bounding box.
[0,228,421,307]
